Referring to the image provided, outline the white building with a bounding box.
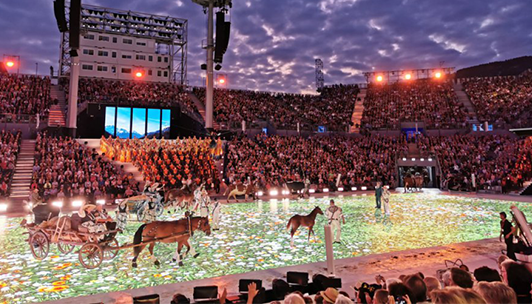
[60,4,188,83]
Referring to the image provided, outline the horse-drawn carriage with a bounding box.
[120,193,165,222]
[24,220,120,269]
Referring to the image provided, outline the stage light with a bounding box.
[351,187,357,191]
[338,187,344,192]
[323,188,329,193]
[72,200,83,207]
[405,73,411,80]
[309,189,316,194]
[269,189,279,196]
[219,78,225,84]
[435,72,442,78]
[0,203,7,212]
[96,199,106,205]
[412,158,416,161]
[361,186,367,191]
[257,191,264,197]
[420,158,425,161]
[428,158,433,162]
[52,201,63,208]
[376,75,383,82]
[135,71,143,78]
[402,157,407,161]
[281,190,290,195]
[6,61,14,68]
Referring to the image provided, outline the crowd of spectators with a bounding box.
[100,136,220,191]
[416,135,532,193]
[361,80,468,130]
[463,71,532,129]
[0,74,51,117]
[193,84,359,131]
[32,133,138,202]
[74,77,201,119]
[0,130,21,197]
[131,254,530,303]
[225,134,407,191]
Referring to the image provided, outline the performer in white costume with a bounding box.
[325,199,345,243]
[211,198,221,230]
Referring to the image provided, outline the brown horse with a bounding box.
[404,175,415,193]
[164,186,195,210]
[131,216,211,267]
[414,175,424,191]
[224,183,257,201]
[286,206,324,247]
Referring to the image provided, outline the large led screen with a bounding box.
[116,107,132,139]
[104,106,116,136]
[147,109,161,138]
[162,109,171,139]
[132,108,147,139]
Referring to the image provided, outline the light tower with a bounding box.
[192,0,232,130]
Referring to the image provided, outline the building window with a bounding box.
[121,54,132,59]
[112,52,117,58]
[157,56,162,62]
[148,70,152,76]
[97,66,108,72]
[99,36,109,42]
[112,37,117,43]
[84,34,95,40]
[157,70,161,77]
[136,41,147,46]
[82,49,94,55]
[163,71,168,77]
[98,50,109,57]
[82,64,93,70]
[148,55,153,62]
[136,54,146,60]
[111,66,116,73]
[164,57,169,63]
[123,38,133,45]
[121,68,132,74]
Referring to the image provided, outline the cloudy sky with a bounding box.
[1,0,531,93]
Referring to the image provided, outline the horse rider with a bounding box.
[211,198,221,230]
[325,199,345,244]
[116,199,129,231]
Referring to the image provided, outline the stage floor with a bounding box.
[0,193,528,303]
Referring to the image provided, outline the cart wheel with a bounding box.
[137,209,146,222]
[79,243,103,269]
[103,238,119,260]
[58,243,75,254]
[30,231,49,260]
[155,203,164,217]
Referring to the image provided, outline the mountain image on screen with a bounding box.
[105,125,115,137]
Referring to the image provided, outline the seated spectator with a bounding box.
[474,281,517,304]
[423,276,441,299]
[387,282,414,304]
[373,290,389,304]
[170,293,190,304]
[473,266,501,282]
[449,267,474,288]
[404,274,429,303]
[0,74,51,117]
[501,260,532,304]
[320,287,339,304]
[430,287,486,304]
[0,130,21,197]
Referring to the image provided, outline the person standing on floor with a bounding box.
[326,199,345,244]
[500,212,516,260]
[375,181,383,209]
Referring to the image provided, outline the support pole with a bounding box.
[205,0,214,130]
[324,225,335,276]
[67,55,80,137]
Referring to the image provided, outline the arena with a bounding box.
[1,0,532,304]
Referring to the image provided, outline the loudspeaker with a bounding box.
[214,11,231,63]
[69,0,81,49]
[193,286,218,300]
[287,271,309,286]
[239,279,262,292]
[53,0,68,32]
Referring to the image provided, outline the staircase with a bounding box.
[188,92,220,130]
[519,181,532,196]
[349,88,366,133]
[48,85,67,127]
[453,83,479,126]
[9,140,36,206]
